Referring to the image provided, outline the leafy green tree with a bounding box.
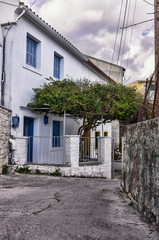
[27,78,142,136]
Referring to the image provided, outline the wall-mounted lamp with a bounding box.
[12,116,20,128]
[44,114,49,125]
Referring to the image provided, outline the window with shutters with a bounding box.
[53,52,64,79]
[52,120,63,147]
[26,37,37,68]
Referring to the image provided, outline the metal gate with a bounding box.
[79,137,98,163]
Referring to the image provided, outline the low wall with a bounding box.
[13,136,112,178]
[0,105,11,173]
[13,137,28,165]
[122,118,159,225]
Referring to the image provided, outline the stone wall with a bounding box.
[0,105,11,173]
[122,118,159,225]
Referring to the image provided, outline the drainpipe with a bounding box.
[1,35,6,106]
[1,9,26,106]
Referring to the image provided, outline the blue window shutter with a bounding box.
[54,54,60,79]
[26,37,37,68]
[52,121,60,147]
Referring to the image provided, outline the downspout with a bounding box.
[1,35,6,106]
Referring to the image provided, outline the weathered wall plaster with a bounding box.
[0,105,11,173]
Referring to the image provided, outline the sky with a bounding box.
[23,0,155,84]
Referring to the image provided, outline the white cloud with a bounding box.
[23,0,154,83]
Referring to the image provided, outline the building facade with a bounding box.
[0,0,115,165]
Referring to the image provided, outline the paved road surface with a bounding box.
[0,174,159,240]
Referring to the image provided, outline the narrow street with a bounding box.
[0,174,158,240]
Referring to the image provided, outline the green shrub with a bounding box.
[50,169,62,177]
[35,169,41,174]
[2,165,8,175]
[16,166,31,174]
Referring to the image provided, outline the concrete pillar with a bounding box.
[65,135,80,169]
[13,137,28,165]
[98,137,112,179]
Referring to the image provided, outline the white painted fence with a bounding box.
[12,136,112,178]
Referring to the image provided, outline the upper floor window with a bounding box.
[53,53,64,79]
[26,36,37,68]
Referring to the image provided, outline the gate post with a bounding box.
[65,135,80,172]
[98,137,112,179]
[13,137,28,165]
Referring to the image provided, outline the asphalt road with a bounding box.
[0,174,159,240]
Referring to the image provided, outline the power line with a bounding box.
[120,0,131,67]
[143,0,157,7]
[126,0,137,70]
[117,0,129,65]
[147,10,159,14]
[120,18,154,29]
[109,0,124,76]
[0,1,19,7]
[29,0,39,9]
[15,0,39,22]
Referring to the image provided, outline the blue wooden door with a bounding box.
[24,117,34,162]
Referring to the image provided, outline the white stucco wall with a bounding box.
[0,0,19,24]
[1,13,111,139]
[0,26,2,101]
[3,15,108,112]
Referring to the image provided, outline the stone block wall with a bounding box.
[122,118,159,225]
[0,105,11,173]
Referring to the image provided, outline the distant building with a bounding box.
[128,80,155,103]
[86,55,125,84]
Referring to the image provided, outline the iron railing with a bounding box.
[79,137,98,163]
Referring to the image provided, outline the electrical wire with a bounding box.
[29,0,39,9]
[120,0,131,67]
[120,18,154,29]
[126,0,137,70]
[143,0,157,7]
[3,0,39,38]
[18,0,39,19]
[147,10,159,14]
[0,1,19,7]
[109,0,124,76]
[117,0,129,65]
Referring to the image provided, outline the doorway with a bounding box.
[24,117,34,162]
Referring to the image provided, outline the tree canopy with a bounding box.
[27,78,142,135]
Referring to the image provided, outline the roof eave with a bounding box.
[16,6,88,62]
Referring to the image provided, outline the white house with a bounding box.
[0,0,118,165]
[87,55,125,84]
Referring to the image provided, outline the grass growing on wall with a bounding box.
[2,165,8,174]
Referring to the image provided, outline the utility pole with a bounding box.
[152,0,159,118]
